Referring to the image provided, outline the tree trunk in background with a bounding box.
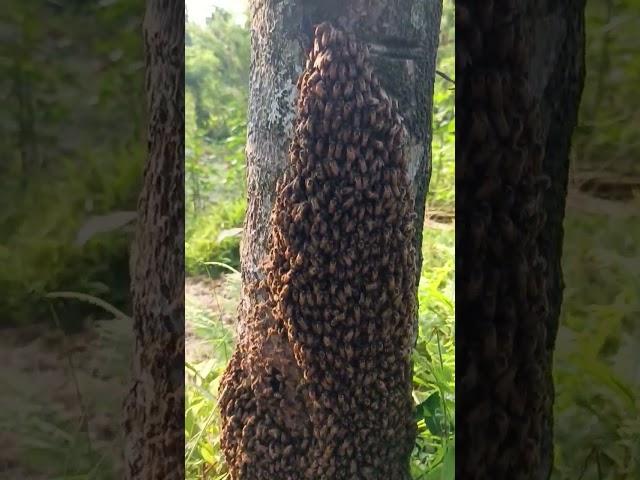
[219,1,441,478]
[456,0,584,478]
[123,2,184,479]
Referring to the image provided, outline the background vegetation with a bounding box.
[0,1,144,477]
[0,2,144,327]
[553,1,640,478]
[184,2,455,479]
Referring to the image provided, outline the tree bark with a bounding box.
[530,2,585,478]
[240,0,442,292]
[456,0,584,478]
[123,2,184,479]
[219,1,441,478]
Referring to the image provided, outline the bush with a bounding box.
[186,198,246,276]
[0,147,142,328]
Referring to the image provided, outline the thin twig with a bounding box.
[436,70,455,85]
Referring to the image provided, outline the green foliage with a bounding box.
[428,2,455,215]
[553,211,640,479]
[186,198,246,276]
[186,10,249,140]
[0,2,143,478]
[185,293,236,479]
[573,0,640,174]
[185,10,250,277]
[0,145,142,327]
[0,2,145,325]
[551,1,640,477]
[411,229,455,479]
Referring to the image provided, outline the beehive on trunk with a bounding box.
[456,1,552,478]
[219,22,418,479]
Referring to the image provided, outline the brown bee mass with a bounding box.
[218,22,418,480]
[457,1,551,479]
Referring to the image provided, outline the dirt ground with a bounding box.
[0,320,127,478]
[0,275,234,478]
[185,275,239,364]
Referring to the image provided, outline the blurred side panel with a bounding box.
[0,1,185,478]
[456,0,586,478]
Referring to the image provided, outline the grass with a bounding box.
[186,198,246,276]
[410,227,455,479]
[0,309,131,479]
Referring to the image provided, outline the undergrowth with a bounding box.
[552,209,640,479]
[184,223,455,480]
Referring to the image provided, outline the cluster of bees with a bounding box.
[219,22,418,479]
[457,2,552,478]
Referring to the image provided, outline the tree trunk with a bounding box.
[456,0,584,478]
[219,1,441,479]
[123,1,185,479]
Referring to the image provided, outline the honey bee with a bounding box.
[327,160,339,177]
[331,81,342,99]
[327,61,339,82]
[342,100,354,119]
[330,114,343,132]
[353,49,366,69]
[371,139,384,151]
[343,80,354,98]
[337,63,347,82]
[345,145,357,163]
[491,109,510,139]
[470,71,487,101]
[476,172,502,200]
[314,80,327,99]
[497,24,517,62]
[347,39,357,58]
[470,109,490,143]
[352,110,361,129]
[341,126,353,144]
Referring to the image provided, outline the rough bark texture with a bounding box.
[123,2,185,479]
[456,0,584,479]
[219,1,441,479]
[530,2,585,477]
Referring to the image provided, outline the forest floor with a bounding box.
[552,176,640,478]
[185,275,240,365]
[0,275,238,479]
[0,320,128,479]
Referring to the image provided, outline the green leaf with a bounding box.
[441,445,455,479]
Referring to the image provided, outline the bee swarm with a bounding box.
[219,22,418,480]
[457,1,551,478]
